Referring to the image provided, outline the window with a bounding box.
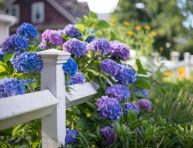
[8,4,20,21]
[32,2,45,23]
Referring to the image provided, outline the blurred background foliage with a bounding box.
[113,0,193,58]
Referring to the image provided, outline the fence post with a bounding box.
[170,51,180,80]
[38,49,70,148]
[184,52,191,79]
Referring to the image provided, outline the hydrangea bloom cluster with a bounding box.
[96,96,123,121]
[0,51,4,61]
[137,99,152,112]
[13,52,43,73]
[124,102,139,113]
[134,87,149,98]
[1,34,29,54]
[63,38,87,57]
[105,84,130,101]
[100,126,115,145]
[62,58,78,76]
[0,78,25,98]
[62,24,82,38]
[88,38,111,55]
[69,72,86,85]
[65,128,79,145]
[86,36,95,43]
[16,23,38,38]
[100,59,120,76]
[115,65,137,84]
[40,29,63,48]
[110,41,130,61]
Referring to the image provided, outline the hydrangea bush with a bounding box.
[0,14,153,147]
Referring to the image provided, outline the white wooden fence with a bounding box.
[160,51,193,79]
[0,49,98,147]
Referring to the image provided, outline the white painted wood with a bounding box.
[184,52,191,78]
[0,90,58,130]
[38,49,70,148]
[66,82,99,108]
[170,51,180,79]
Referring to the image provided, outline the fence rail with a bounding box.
[0,49,98,148]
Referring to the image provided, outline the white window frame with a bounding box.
[8,4,20,22]
[32,2,45,23]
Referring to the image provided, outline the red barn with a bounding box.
[4,0,88,32]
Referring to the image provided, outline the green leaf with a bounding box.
[76,24,85,33]
[3,53,13,63]
[96,20,110,29]
[134,79,151,89]
[89,12,97,18]
[136,59,147,74]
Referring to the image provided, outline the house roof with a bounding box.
[4,0,78,24]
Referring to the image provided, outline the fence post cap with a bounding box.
[38,49,71,64]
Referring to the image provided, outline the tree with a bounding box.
[114,0,193,57]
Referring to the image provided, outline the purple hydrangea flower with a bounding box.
[110,41,130,61]
[137,99,152,112]
[69,72,86,85]
[65,128,79,145]
[96,96,123,121]
[115,65,137,84]
[124,102,139,113]
[40,29,63,48]
[63,38,87,57]
[13,52,43,73]
[1,34,29,54]
[62,58,78,76]
[62,24,82,38]
[0,78,25,98]
[16,23,38,38]
[134,87,149,98]
[105,84,130,101]
[100,126,115,145]
[100,59,121,76]
[87,38,111,55]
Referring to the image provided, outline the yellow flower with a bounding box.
[86,112,91,117]
[144,25,151,30]
[127,30,134,36]
[164,71,172,77]
[178,66,185,80]
[123,21,130,26]
[150,31,157,37]
[135,25,141,31]
[110,18,117,23]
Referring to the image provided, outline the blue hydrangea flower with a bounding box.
[124,102,139,113]
[16,23,38,38]
[105,84,130,101]
[65,128,79,145]
[0,51,4,61]
[87,38,111,55]
[85,35,95,43]
[62,58,78,76]
[137,99,152,112]
[1,34,29,54]
[115,65,137,84]
[110,41,130,61]
[96,96,123,121]
[0,78,25,98]
[100,126,115,145]
[100,59,121,76]
[13,52,43,73]
[63,38,87,57]
[69,72,86,85]
[134,87,149,98]
[62,24,82,38]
